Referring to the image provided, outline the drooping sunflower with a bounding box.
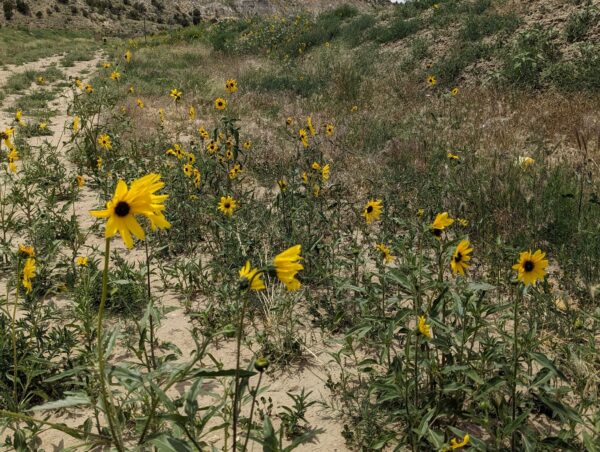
[193,169,201,188]
[225,79,238,93]
[449,434,470,450]
[18,244,35,257]
[321,164,330,182]
[451,240,473,276]
[97,134,112,151]
[298,129,308,148]
[447,152,460,160]
[218,196,237,216]
[89,173,170,249]
[215,98,227,110]
[512,250,548,286]
[76,256,89,267]
[239,261,265,291]
[426,75,437,87]
[136,98,145,109]
[363,199,383,224]
[273,245,303,291]
[124,50,132,63]
[376,243,395,264]
[431,212,454,238]
[418,316,433,339]
[307,116,316,136]
[286,117,293,126]
[76,175,85,188]
[22,257,36,294]
[278,178,288,191]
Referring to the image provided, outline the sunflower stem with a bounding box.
[242,370,264,452]
[511,286,521,452]
[145,239,157,370]
[97,238,124,452]
[11,255,20,408]
[232,292,249,451]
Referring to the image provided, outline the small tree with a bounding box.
[3,0,16,20]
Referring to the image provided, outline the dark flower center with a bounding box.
[433,228,442,237]
[115,201,130,217]
[224,202,231,209]
[366,205,374,213]
[454,252,462,263]
[524,260,534,272]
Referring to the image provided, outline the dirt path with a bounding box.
[1,53,349,452]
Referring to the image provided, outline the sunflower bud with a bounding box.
[254,357,269,372]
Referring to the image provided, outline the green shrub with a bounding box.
[371,17,421,44]
[564,8,597,43]
[460,12,520,41]
[340,13,376,47]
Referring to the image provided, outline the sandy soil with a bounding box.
[1,53,350,451]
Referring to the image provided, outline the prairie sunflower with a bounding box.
[239,261,265,291]
[243,140,252,150]
[273,245,303,291]
[286,117,293,126]
[449,434,470,450]
[325,124,334,136]
[321,164,330,182]
[124,50,132,63]
[18,244,35,257]
[110,71,121,81]
[102,62,111,69]
[431,212,454,238]
[85,84,94,94]
[97,134,112,151]
[518,156,535,169]
[89,174,170,249]
[183,164,193,177]
[170,88,182,101]
[136,98,144,109]
[188,106,196,121]
[451,87,459,96]
[363,199,383,224]
[198,127,209,140]
[206,140,219,154]
[215,98,227,110]
[298,129,308,148]
[451,240,473,276]
[307,116,316,136]
[418,316,433,339]
[512,250,548,286]
[193,169,201,188]
[447,152,459,160]
[76,175,85,188]
[376,243,395,264]
[225,79,238,93]
[22,258,36,294]
[278,178,288,191]
[426,75,437,87]
[76,256,89,267]
[218,196,237,216]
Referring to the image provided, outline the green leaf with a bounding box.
[29,395,91,411]
[527,352,567,381]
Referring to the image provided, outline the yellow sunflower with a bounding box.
[89,173,170,249]
[85,84,94,94]
[72,116,80,133]
[431,212,454,238]
[193,169,201,188]
[18,244,35,257]
[124,50,132,63]
[239,261,265,291]
[76,175,85,188]
[22,257,36,294]
[307,116,316,136]
[449,434,470,450]
[215,98,227,110]
[110,71,121,81]
[363,199,383,224]
[278,178,288,191]
[76,256,89,267]
[218,196,237,216]
[376,243,395,264]
[512,250,548,286]
[325,124,334,136]
[97,134,112,151]
[321,164,330,182]
[451,240,473,276]
[243,140,252,150]
[298,129,308,148]
[451,87,459,96]
[136,98,144,109]
[225,79,238,93]
[273,245,303,291]
[418,315,433,339]
[198,127,209,139]
[188,106,196,121]
[426,75,437,87]
[170,88,182,101]
[183,164,193,177]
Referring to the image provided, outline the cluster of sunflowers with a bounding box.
[1,127,19,173]
[165,143,202,189]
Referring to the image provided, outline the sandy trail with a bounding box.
[1,53,349,452]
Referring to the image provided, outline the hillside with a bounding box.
[0,0,372,33]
